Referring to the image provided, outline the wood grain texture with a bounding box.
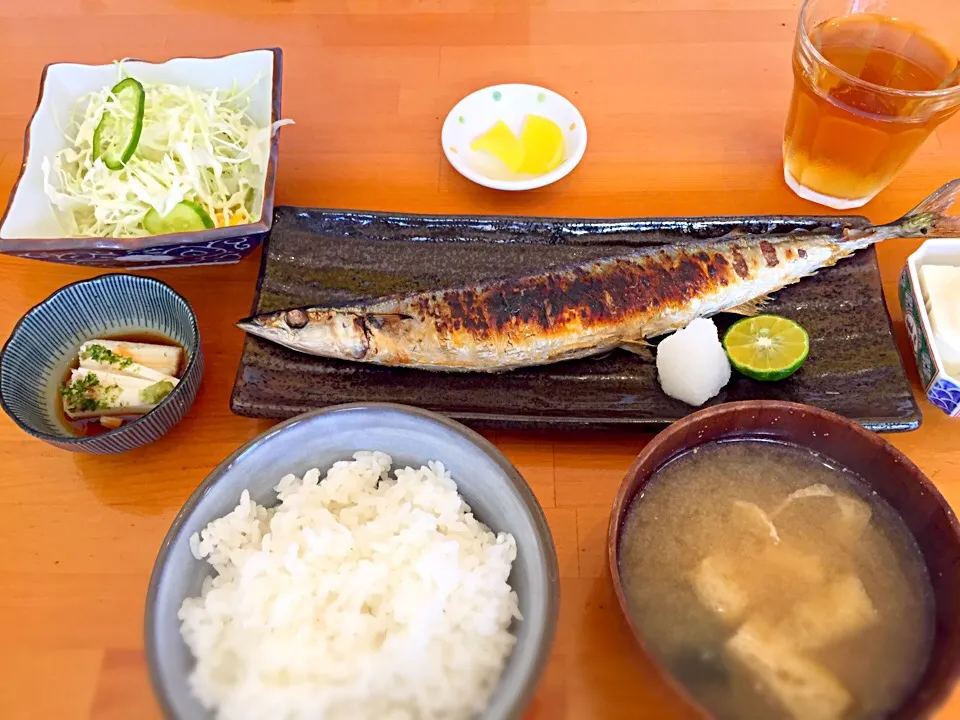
[0,0,958,718]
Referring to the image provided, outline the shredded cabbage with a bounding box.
[43,67,293,238]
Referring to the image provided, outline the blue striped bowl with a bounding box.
[0,274,203,453]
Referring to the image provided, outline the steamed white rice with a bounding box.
[178,451,520,720]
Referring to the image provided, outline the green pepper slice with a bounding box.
[93,77,145,170]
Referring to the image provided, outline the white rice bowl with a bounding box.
[178,451,521,720]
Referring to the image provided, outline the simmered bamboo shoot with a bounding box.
[79,339,182,377]
[60,368,175,419]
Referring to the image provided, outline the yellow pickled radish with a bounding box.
[470,120,525,173]
[518,115,565,174]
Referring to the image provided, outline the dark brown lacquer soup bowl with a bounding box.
[607,401,960,720]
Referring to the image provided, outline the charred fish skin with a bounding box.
[238,238,829,370]
[238,179,960,372]
[239,237,835,371]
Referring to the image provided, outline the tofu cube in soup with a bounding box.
[726,618,853,720]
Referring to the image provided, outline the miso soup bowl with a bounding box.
[608,400,960,720]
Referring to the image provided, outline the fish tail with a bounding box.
[895,178,960,238]
[843,179,960,249]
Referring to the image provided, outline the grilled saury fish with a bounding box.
[239,180,960,372]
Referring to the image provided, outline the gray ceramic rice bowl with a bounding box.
[145,403,560,720]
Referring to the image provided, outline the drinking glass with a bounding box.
[783,0,960,209]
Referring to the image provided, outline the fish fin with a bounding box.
[363,312,415,329]
[619,339,655,362]
[906,177,960,219]
[366,312,414,320]
[887,178,960,238]
[717,229,746,243]
[726,295,772,316]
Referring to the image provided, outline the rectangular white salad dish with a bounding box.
[899,239,960,417]
[0,48,284,268]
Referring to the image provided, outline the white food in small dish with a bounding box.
[918,264,960,376]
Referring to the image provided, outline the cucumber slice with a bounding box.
[93,78,145,170]
[143,201,216,235]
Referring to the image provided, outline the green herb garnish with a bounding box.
[59,373,120,413]
[140,380,174,405]
[80,343,134,369]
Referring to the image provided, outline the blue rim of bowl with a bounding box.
[144,402,561,720]
[0,273,202,446]
[0,48,283,252]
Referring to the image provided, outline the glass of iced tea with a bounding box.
[784,0,960,209]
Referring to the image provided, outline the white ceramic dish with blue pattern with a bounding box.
[899,239,960,417]
[0,48,283,268]
[0,274,203,453]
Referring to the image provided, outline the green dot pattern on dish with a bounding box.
[537,92,546,102]
[492,90,502,101]
[458,116,465,124]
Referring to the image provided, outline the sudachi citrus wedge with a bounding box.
[723,315,810,382]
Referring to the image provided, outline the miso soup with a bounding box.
[619,440,934,720]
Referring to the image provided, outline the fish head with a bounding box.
[237,308,370,360]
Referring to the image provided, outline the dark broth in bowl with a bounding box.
[619,440,934,720]
[57,332,186,437]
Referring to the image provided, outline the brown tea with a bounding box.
[784,13,959,206]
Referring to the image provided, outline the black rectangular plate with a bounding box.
[230,207,921,433]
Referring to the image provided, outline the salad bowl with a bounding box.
[0,48,284,268]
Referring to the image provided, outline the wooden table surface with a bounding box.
[1,1,958,718]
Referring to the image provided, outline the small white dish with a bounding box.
[441,83,587,192]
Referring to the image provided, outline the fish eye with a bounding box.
[285,309,309,329]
